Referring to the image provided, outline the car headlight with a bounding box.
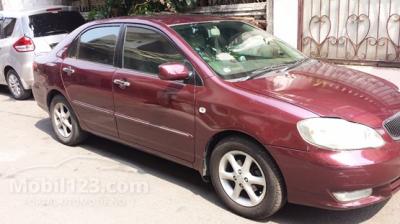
[297,118,385,150]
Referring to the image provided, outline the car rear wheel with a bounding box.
[50,95,88,146]
[6,69,32,100]
[210,136,285,220]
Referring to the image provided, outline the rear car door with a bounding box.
[61,25,121,137]
[113,25,197,162]
[0,17,17,84]
[0,16,4,84]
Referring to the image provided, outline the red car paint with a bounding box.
[32,16,400,210]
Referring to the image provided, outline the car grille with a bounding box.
[383,112,400,140]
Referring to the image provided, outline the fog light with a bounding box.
[333,188,373,202]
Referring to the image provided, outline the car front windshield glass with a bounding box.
[172,21,305,81]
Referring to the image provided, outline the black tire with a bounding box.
[210,136,285,220]
[50,95,88,146]
[6,69,32,100]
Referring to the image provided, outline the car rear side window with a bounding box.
[123,27,184,75]
[0,18,16,39]
[77,26,120,66]
[29,11,85,37]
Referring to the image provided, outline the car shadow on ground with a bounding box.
[0,85,34,102]
[0,85,10,97]
[34,117,386,223]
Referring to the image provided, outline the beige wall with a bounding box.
[273,0,298,48]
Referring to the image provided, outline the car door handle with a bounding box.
[62,66,75,75]
[113,79,130,89]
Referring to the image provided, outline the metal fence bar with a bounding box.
[299,0,400,67]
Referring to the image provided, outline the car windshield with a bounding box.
[29,11,85,37]
[173,21,306,81]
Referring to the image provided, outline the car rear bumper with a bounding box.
[32,69,49,112]
[268,143,400,210]
[4,50,36,89]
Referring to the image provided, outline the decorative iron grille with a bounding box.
[299,0,400,67]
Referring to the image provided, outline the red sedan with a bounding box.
[32,16,400,219]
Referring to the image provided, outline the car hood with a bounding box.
[232,61,400,128]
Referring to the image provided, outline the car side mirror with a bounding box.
[158,62,191,81]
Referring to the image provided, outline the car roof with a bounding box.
[0,5,78,18]
[97,14,239,27]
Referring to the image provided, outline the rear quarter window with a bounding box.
[29,11,85,37]
[0,18,16,39]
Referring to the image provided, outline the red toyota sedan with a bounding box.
[32,16,400,219]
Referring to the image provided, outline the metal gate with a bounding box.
[299,0,400,67]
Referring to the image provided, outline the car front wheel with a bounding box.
[210,136,285,220]
[6,69,32,100]
[50,95,87,146]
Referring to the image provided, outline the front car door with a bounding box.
[61,25,121,137]
[113,25,197,162]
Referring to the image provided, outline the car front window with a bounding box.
[173,21,305,81]
[123,27,184,75]
[77,26,120,65]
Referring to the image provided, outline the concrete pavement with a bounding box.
[0,66,399,224]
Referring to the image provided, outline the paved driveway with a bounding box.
[0,80,399,224]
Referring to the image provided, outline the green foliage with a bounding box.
[87,0,198,20]
[130,0,170,15]
[129,0,198,15]
[87,0,125,20]
[171,0,198,12]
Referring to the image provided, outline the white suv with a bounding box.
[0,6,85,100]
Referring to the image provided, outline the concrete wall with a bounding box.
[273,0,299,48]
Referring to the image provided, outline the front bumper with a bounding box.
[268,142,400,210]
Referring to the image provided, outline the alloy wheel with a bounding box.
[53,103,73,138]
[218,150,267,207]
[8,74,22,97]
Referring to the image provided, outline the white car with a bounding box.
[0,6,85,99]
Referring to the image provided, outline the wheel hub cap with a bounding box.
[218,150,267,207]
[8,74,22,97]
[53,103,73,138]
[234,171,246,185]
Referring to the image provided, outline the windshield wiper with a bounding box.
[246,63,292,80]
[279,58,310,72]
